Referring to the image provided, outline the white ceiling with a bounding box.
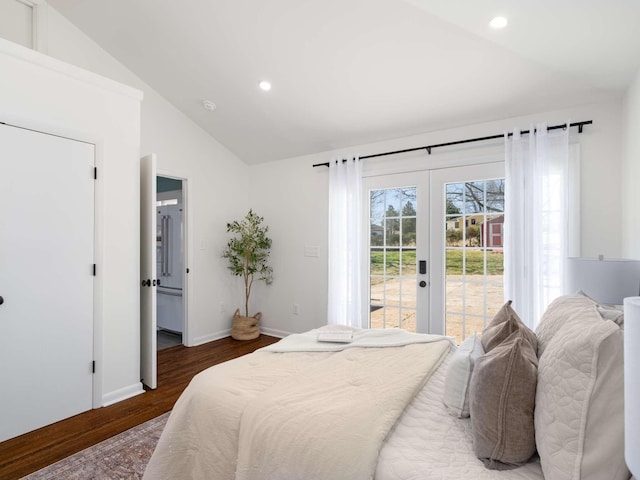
[47,0,640,164]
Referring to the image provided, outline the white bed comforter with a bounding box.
[144,331,452,480]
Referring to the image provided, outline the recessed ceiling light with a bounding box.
[259,81,272,91]
[489,16,508,29]
[202,100,217,111]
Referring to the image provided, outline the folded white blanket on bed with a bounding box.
[263,327,454,352]
[144,330,452,480]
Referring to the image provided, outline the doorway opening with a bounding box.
[156,176,186,350]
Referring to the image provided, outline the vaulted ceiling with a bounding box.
[48,0,640,164]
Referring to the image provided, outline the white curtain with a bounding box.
[504,123,569,328]
[327,157,363,327]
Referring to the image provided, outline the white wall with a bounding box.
[622,67,640,259]
[248,159,329,337]
[0,38,143,405]
[43,5,250,345]
[250,101,624,335]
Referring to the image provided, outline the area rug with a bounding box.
[22,412,169,479]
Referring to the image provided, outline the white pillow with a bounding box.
[443,333,484,418]
[597,304,624,326]
[535,304,629,480]
[534,293,596,357]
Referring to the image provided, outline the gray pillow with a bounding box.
[481,308,537,354]
[469,330,538,470]
[486,300,517,327]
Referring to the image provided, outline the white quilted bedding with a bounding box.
[375,353,544,480]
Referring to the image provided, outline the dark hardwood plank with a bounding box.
[0,334,278,479]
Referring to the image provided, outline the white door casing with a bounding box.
[0,122,94,442]
[140,154,157,389]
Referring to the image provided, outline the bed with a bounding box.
[143,294,630,480]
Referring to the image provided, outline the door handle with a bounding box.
[419,260,427,274]
[419,280,427,288]
[0,295,4,305]
[141,279,151,287]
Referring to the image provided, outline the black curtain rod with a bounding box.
[312,120,593,168]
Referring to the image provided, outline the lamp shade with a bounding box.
[566,257,640,305]
[624,297,640,477]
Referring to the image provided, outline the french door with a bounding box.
[430,162,505,342]
[364,172,429,333]
[364,162,505,341]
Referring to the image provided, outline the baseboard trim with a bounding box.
[101,383,145,407]
[260,327,291,338]
[191,327,290,346]
[192,328,232,346]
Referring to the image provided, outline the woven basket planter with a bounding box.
[231,309,261,340]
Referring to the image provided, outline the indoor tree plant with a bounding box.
[223,209,273,340]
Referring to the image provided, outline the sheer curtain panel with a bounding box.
[327,157,363,327]
[504,123,569,328]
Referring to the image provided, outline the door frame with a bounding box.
[156,169,190,346]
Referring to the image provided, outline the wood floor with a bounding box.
[0,334,279,479]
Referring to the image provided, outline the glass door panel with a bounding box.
[364,172,428,333]
[430,163,505,343]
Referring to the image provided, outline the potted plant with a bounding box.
[223,209,273,340]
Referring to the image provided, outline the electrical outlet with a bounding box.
[292,303,300,315]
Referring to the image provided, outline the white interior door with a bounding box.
[0,123,94,442]
[363,172,429,333]
[140,154,157,389]
[429,162,505,342]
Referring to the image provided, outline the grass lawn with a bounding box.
[370,249,503,276]
[370,249,416,276]
[445,249,504,275]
